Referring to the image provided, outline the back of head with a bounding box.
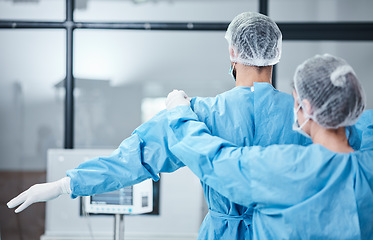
[225,12,282,67]
[294,54,366,129]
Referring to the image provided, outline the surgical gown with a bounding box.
[355,109,373,149]
[67,82,313,239]
[166,105,373,239]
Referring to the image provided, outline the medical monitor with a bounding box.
[83,179,153,215]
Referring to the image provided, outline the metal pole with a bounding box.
[259,0,268,15]
[278,22,373,40]
[74,22,228,31]
[114,214,125,240]
[258,0,277,88]
[64,0,74,149]
[0,21,65,29]
[1,21,373,40]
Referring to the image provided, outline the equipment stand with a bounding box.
[114,214,125,240]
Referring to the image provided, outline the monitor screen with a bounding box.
[91,187,134,206]
[83,179,153,215]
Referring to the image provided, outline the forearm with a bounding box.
[67,110,185,198]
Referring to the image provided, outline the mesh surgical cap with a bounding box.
[225,12,282,66]
[294,54,366,129]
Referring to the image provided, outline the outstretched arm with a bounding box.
[66,91,193,197]
[7,109,184,212]
[8,89,220,213]
[67,111,185,198]
[8,87,256,212]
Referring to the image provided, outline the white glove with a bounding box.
[165,90,191,110]
[7,177,71,213]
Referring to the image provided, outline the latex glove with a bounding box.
[166,90,191,110]
[7,177,71,213]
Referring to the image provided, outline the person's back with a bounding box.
[246,144,373,239]
[184,12,313,238]
[191,83,310,238]
[165,54,373,239]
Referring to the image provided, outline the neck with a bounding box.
[235,64,273,87]
[310,123,353,153]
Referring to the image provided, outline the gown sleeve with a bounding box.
[66,96,217,198]
[167,105,340,208]
[66,109,183,198]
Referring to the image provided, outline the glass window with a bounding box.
[270,0,373,22]
[74,0,257,22]
[0,0,65,21]
[73,29,234,148]
[276,41,373,109]
[0,29,65,170]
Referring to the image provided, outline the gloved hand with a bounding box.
[7,177,71,213]
[166,90,191,110]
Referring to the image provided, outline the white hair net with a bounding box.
[294,54,366,129]
[225,12,282,66]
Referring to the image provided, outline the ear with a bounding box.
[292,90,299,108]
[292,90,298,101]
[229,47,236,59]
[301,99,313,116]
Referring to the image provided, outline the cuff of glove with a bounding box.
[58,177,72,195]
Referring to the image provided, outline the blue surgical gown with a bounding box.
[166,105,373,239]
[355,109,373,149]
[67,82,318,239]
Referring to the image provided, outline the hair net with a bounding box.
[225,12,282,66]
[293,54,366,129]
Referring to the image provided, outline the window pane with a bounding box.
[270,0,373,22]
[0,0,65,21]
[74,0,257,22]
[73,29,233,148]
[0,29,65,170]
[277,41,373,109]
